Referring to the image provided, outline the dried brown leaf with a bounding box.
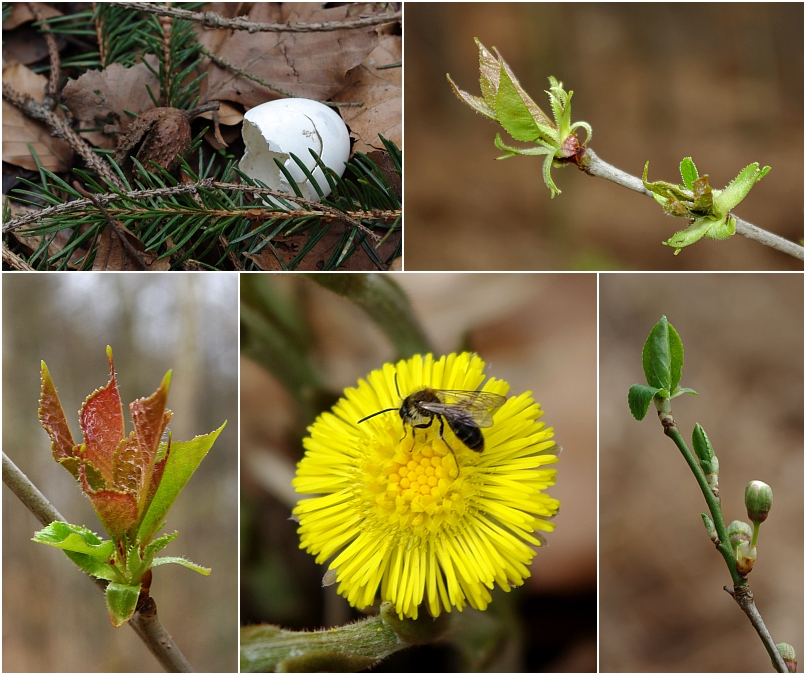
[2,62,72,171]
[62,57,161,149]
[198,3,379,108]
[332,34,401,153]
[92,226,170,271]
[2,3,61,31]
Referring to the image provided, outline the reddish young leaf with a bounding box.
[80,464,139,539]
[78,350,124,483]
[38,361,78,476]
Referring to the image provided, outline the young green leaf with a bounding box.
[679,157,699,191]
[642,316,679,391]
[106,582,141,628]
[137,422,226,544]
[152,556,212,575]
[33,522,115,560]
[628,384,662,420]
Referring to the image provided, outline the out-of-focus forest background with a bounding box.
[2,274,239,672]
[240,272,597,672]
[404,3,803,271]
[599,273,803,672]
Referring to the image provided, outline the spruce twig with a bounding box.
[107,2,401,33]
[27,2,61,102]
[2,452,194,673]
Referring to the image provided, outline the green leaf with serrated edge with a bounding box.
[663,216,726,253]
[33,521,115,560]
[705,216,736,241]
[495,64,542,143]
[137,422,225,544]
[628,384,661,420]
[144,531,179,559]
[152,556,211,575]
[641,317,688,394]
[714,163,770,215]
[680,157,699,191]
[63,550,120,581]
[106,582,140,627]
[475,38,500,107]
[671,386,698,398]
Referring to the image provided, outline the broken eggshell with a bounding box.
[238,98,350,202]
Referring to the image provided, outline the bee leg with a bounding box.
[436,416,458,462]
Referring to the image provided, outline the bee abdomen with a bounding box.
[448,421,484,452]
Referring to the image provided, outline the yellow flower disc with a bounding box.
[292,352,559,619]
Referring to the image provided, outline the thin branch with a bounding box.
[2,83,125,190]
[198,46,363,108]
[3,181,398,242]
[2,241,36,270]
[583,148,804,262]
[28,2,61,102]
[107,2,401,33]
[2,452,194,673]
[724,585,788,673]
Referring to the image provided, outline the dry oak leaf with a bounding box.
[2,61,73,171]
[332,33,401,153]
[62,56,161,149]
[92,225,170,271]
[197,2,379,108]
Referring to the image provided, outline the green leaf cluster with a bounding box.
[447,38,591,198]
[643,158,771,255]
[628,316,698,420]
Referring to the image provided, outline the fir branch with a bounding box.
[198,46,363,108]
[4,181,398,243]
[107,2,401,33]
[2,83,125,190]
[583,148,803,261]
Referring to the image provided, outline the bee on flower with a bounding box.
[292,352,560,620]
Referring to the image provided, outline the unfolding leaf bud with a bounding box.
[774,642,797,673]
[735,541,756,575]
[745,480,773,525]
[700,513,718,544]
[727,520,752,551]
[691,424,719,495]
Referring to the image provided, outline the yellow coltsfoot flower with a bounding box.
[292,352,559,620]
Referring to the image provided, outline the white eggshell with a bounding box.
[239,98,350,202]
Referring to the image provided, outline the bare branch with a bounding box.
[107,2,400,33]
[724,585,788,673]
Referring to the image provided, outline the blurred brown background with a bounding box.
[3,274,238,672]
[241,272,596,672]
[404,3,803,271]
[600,273,803,671]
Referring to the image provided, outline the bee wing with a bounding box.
[419,390,506,428]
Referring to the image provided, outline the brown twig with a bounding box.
[92,2,107,67]
[160,4,173,106]
[28,2,61,104]
[2,83,125,190]
[107,1,400,32]
[198,46,364,108]
[724,585,788,673]
[2,241,36,270]
[1,452,194,672]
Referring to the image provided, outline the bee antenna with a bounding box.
[394,372,401,398]
[357,407,398,424]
